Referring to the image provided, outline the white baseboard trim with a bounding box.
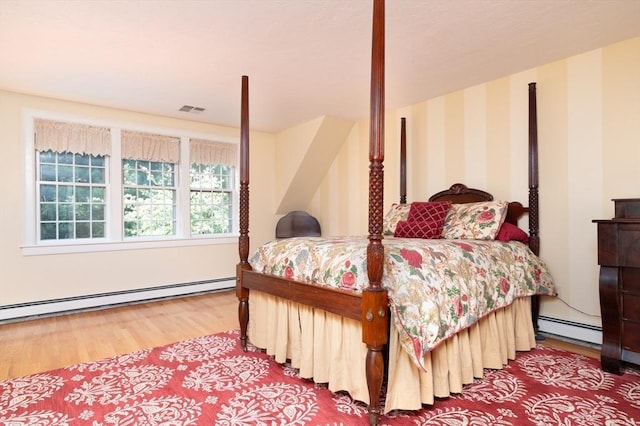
[0,278,234,323]
[538,315,602,346]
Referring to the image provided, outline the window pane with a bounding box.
[156,205,173,220]
[75,166,90,183]
[151,189,167,201]
[40,204,56,221]
[123,187,136,199]
[124,221,138,237]
[136,170,149,186]
[39,151,55,164]
[91,155,104,167]
[75,187,90,203]
[163,171,174,186]
[75,153,90,166]
[41,223,57,240]
[151,171,163,185]
[75,204,90,220]
[92,187,105,203]
[76,222,90,238]
[59,204,73,220]
[190,192,202,204]
[138,188,150,200]
[58,152,73,164]
[91,167,105,184]
[40,185,56,202]
[122,160,136,184]
[92,204,105,220]
[58,222,73,239]
[58,185,74,202]
[40,164,56,181]
[92,222,105,238]
[58,165,73,182]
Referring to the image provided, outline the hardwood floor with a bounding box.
[0,290,599,381]
[0,290,237,380]
[539,333,600,359]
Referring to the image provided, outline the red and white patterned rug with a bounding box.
[1,329,639,425]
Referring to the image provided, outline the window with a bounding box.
[189,139,238,237]
[37,150,107,240]
[120,130,180,239]
[123,159,176,237]
[26,114,238,252]
[190,163,234,235]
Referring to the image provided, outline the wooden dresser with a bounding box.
[593,198,640,374]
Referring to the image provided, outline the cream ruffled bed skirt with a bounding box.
[248,290,536,414]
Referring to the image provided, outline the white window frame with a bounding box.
[22,109,239,256]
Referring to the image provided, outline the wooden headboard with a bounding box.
[429,182,528,226]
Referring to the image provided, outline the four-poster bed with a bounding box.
[236,1,554,424]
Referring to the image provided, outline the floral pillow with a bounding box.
[441,201,509,240]
[383,203,411,235]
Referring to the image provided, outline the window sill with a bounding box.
[21,235,238,256]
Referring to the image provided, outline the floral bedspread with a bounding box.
[248,236,555,369]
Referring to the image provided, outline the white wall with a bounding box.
[0,90,276,314]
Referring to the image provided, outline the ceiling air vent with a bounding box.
[179,105,206,113]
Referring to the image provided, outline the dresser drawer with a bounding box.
[623,293,640,321]
[622,267,640,293]
[622,321,640,352]
[619,225,640,267]
[596,223,640,267]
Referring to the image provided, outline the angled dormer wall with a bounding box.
[274,115,354,215]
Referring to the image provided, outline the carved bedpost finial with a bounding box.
[449,183,467,194]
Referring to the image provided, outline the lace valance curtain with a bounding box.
[190,139,238,167]
[34,121,232,166]
[121,130,180,163]
[34,119,111,156]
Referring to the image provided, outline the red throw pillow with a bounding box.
[407,201,452,223]
[394,219,444,239]
[496,222,529,243]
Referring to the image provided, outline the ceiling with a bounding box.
[1,0,639,133]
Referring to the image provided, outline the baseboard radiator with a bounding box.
[2,286,603,348]
[0,278,234,323]
[538,315,602,346]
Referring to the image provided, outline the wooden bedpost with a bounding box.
[528,82,541,337]
[400,117,407,204]
[363,0,388,424]
[237,75,251,351]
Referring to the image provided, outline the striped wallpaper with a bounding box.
[309,36,640,331]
